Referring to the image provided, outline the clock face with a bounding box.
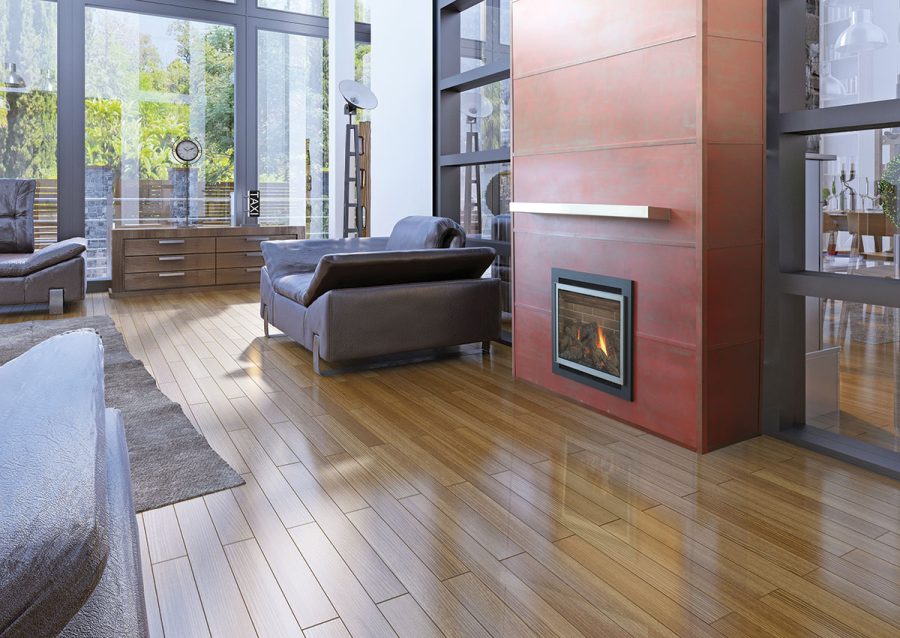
[173,139,201,163]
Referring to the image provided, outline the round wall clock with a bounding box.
[173,138,203,164]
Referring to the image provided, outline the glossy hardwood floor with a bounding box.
[819,300,900,451]
[5,290,900,637]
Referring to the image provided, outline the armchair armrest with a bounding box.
[0,237,86,278]
[261,237,389,280]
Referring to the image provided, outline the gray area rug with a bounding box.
[0,316,244,512]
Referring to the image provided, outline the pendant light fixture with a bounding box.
[821,62,847,97]
[39,69,54,93]
[2,62,25,89]
[835,9,889,55]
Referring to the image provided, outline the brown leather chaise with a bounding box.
[260,216,502,374]
[0,179,86,314]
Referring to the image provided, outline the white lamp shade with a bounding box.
[835,10,889,55]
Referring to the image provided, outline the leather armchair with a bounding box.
[0,179,86,314]
[260,216,501,374]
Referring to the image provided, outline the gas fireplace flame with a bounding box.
[596,327,608,357]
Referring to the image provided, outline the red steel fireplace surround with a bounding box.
[511,0,765,452]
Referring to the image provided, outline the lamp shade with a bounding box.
[821,63,846,97]
[835,10,889,55]
[2,62,24,88]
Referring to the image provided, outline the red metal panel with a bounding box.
[512,0,697,78]
[514,304,700,450]
[705,144,764,249]
[705,37,764,145]
[513,144,700,246]
[705,244,763,348]
[514,38,698,156]
[515,227,699,348]
[703,340,762,451]
[708,0,764,40]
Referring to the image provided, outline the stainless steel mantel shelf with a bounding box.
[509,202,671,221]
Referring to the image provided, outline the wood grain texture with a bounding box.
[8,290,899,638]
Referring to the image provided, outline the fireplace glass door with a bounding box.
[552,270,633,400]
[556,284,624,385]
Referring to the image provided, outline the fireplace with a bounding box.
[552,269,633,400]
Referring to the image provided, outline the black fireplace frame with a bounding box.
[551,269,634,401]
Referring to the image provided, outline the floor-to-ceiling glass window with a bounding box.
[256,29,328,235]
[257,0,325,16]
[0,1,368,283]
[0,0,57,248]
[83,9,236,280]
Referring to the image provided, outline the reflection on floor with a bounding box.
[4,290,900,637]
[819,298,900,452]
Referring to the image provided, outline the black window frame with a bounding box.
[765,0,900,479]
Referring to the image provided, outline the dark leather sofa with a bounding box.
[260,216,502,373]
[0,331,147,637]
[0,179,86,314]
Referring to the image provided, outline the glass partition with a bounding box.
[806,296,900,452]
[459,0,509,71]
[806,128,900,280]
[457,79,510,154]
[806,1,899,110]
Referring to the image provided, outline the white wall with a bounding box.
[368,0,433,236]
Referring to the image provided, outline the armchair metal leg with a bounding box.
[48,289,64,316]
[313,334,322,375]
[263,305,270,338]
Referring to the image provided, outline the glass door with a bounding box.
[251,22,328,237]
[83,8,236,280]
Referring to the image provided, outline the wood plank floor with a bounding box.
[5,289,900,637]
[819,299,900,451]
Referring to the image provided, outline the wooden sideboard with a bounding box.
[110,225,303,295]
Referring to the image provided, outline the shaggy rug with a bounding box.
[0,316,244,512]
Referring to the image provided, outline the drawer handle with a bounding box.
[158,256,185,262]
[159,272,186,278]
[245,251,263,258]
[245,237,272,242]
[245,267,262,273]
[159,239,185,245]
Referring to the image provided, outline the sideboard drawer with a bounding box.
[217,267,263,285]
[124,269,216,292]
[125,253,216,274]
[217,251,264,270]
[216,234,296,253]
[124,237,215,257]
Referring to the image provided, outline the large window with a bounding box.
[83,9,236,280]
[768,0,900,475]
[0,0,58,248]
[258,0,325,17]
[257,29,328,236]
[0,1,369,283]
